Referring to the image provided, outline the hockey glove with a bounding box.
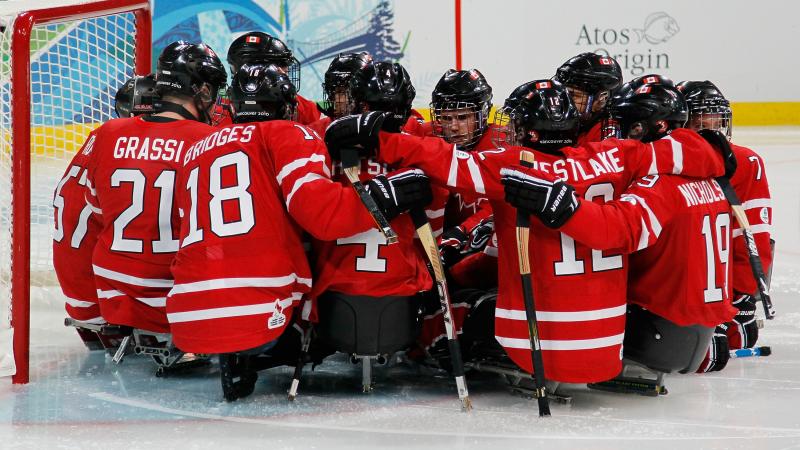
[324,111,387,161]
[726,293,759,350]
[697,129,737,179]
[466,217,494,254]
[439,226,469,267]
[500,167,580,228]
[696,324,731,373]
[366,168,433,222]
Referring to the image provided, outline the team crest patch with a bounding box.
[760,207,770,224]
[268,300,287,329]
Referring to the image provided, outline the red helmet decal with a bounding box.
[528,130,539,142]
[636,85,652,94]
[644,76,660,84]
[469,70,479,80]
[536,81,552,89]
[246,36,261,44]
[599,57,613,65]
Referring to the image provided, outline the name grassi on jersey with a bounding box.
[677,179,725,207]
[183,125,255,165]
[113,136,185,162]
[526,147,624,182]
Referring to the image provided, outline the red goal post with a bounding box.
[1,0,151,384]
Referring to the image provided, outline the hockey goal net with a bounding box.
[0,0,151,384]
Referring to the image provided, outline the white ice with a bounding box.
[1,127,799,450]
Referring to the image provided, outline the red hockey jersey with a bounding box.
[576,122,603,147]
[167,121,377,353]
[83,116,214,332]
[560,174,737,327]
[376,129,724,382]
[310,158,438,300]
[729,143,772,295]
[53,131,103,324]
[296,95,324,125]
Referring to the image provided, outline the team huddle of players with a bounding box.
[53,30,772,402]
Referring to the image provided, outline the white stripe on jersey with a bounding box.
[733,223,771,238]
[96,289,167,307]
[465,154,486,194]
[648,143,658,174]
[665,135,683,175]
[285,173,326,210]
[86,202,102,215]
[426,208,445,219]
[93,265,174,288]
[275,153,328,185]
[621,193,662,237]
[636,217,650,251]
[495,304,626,322]
[169,274,312,295]
[167,293,301,323]
[742,198,771,210]
[496,332,625,351]
[65,297,96,308]
[447,144,459,187]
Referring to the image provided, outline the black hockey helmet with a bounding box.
[554,52,622,126]
[493,79,579,153]
[155,41,227,124]
[430,68,493,149]
[350,61,416,132]
[228,63,297,124]
[114,73,158,118]
[609,82,688,143]
[676,80,732,140]
[227,31,300,90]
[322,52,373,119]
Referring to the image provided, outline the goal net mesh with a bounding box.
[0,8,138,376]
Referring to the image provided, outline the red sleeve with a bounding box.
[378,132,516,201]
[295,95,323,125]
[268,122,375,241]
[600,128,724,180]
[730,144,772,294]
[560,174,680,253]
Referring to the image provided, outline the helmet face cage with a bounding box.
[322,75,356,119]
[285,57,301,91]
[431,100,488,149]
[686,97,732,140]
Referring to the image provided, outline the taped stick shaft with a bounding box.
[715,177,774,319]
[515,150,550,417]
[341,149,399,244]
[410,208,472,411]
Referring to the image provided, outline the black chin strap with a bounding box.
[158,101,199,121]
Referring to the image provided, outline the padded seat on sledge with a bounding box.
[316,291,422,356]
[623,304,714,374]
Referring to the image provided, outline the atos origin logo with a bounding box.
[575,12,680,76]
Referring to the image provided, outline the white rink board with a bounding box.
[457,0,800,102]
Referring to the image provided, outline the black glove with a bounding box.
[696,324,731,373]
[366,168,433,221]
[466,217,494,253]
[727,293,759,350]
[500,167,580,228]
[439,226,469,267]
[324,112,387,161]
[697,128,737,179]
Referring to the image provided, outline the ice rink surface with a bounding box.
[2,127,799,450]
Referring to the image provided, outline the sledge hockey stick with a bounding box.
[715,176,775,320]
[340,148,399,244]
[287,326,312,401]
[515,150,551,417]
[410,208,472,412]
[729,345,771,359]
